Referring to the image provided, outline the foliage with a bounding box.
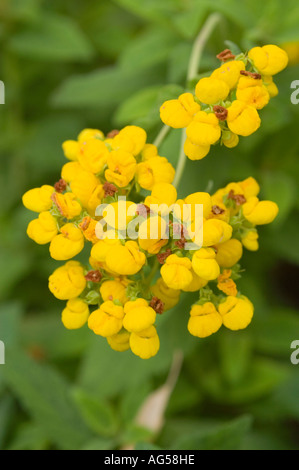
[0,0,299,450]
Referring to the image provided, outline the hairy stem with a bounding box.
[173,12,222,189]
[153,124,170,149]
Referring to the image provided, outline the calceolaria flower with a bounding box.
[23,39,284,359]
[160,44,288,160]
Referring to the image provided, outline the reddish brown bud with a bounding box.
[107,129,120,138]
[240,70,262,80]
[213,105,228,121]
[150,296,165,315]
[156,249,172,264]
[85,270,102,283]
[136,204,151,216]
[103,182,118,197]
[227,190,247,206]
[216,49,236,61]
[212,205,225,215]
[54,179,67,193]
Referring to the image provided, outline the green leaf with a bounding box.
[115,86,161,126]
[219,330,252,385]
[1,349,92,449]
[52,66,163,109]
[260,171,297,225]
[120,28,178,72]
[71,388,119,437]
[8,13,94,61]
[21,313,90,361]
[113,0,181,23]
[171,415,253,450]
[7,423,49,451]
[0,395,15,449]
[202,358,288,405]
[253,309,299,357]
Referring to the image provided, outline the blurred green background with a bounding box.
[1,0,299,450]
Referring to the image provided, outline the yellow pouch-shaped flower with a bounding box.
[62,298,89,330]
[192,248,220,280]
[88,301,124,337]
[130,325,160,359]
[188,302,222,338]
[123,299,156,333]
[49,261,86,300]
[161,254,193,290]
[50,223,84,260]
[218,296,254,330]
[23,185,54,213]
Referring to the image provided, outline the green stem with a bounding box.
[153,124,170,149]
[173,12,222,189]
[143,258,160,293]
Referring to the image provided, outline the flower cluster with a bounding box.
[160,45,288,160]
[23,122,279,359]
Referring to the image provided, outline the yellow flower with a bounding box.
[222,131,239,148]
[130,325,160,359]
[107,330,131,352]
[239,177,260,199]
[88,301,124,337]
[106,241,146,275]
[217,270,238,296]
[102,200,137,231]
[61,162,82,183]
[202,219,232,247]
[144,183,177,209]
[182,269,208,292]
[51,193,82,219]
[91,238,121,263]
[79,217,98,244]
[184,138,210,160]
[151,278,181,311]
[123,299,156,333]
[138,215,168,254]
[248,45,289,75]
[184,192,212,220]
[48,261,86,300]
[263,75,279,98]
[141,144,158,161]
[161,254,193,290]
[227,100,261,136]
[111,126,147,156]
[136,157,175,190]
[78,139,109,174]
[195,77,230,104]
[78,128,104,142]
[186,111,221,146]
[62,298,89,330]
[242,197,279,225]
[27,211,58,245]
[87,185,105,216]
[236,76,270,110]
[218,296,254,330]
[50,223,85,260]
[160,93,201,128]
[211,60,246,89]
[70,170,100,206]
[62,140,79,161]
[281,41,299,65]
[22,185,54,213]
[105,150,137,188]
[215,239,243,268]
[192,248,220,281]
[100,279,128,305]
[188,303,222,338]
[241,230,259,251]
